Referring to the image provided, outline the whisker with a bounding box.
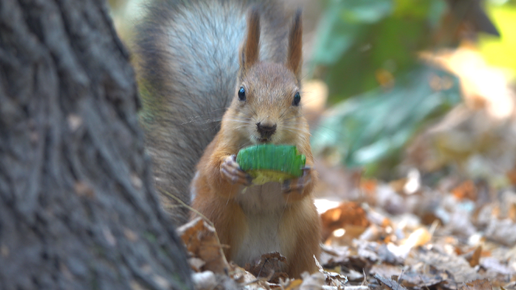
[226,120,250,125]
[278,107,292,119]
[180,117,223,125]
[231,125,249,130]
[282,126,311,136]
[281,116,299,122]
[283,124,310,132]
[226,118,252,124]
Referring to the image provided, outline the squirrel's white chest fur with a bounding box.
[232,183,287,268]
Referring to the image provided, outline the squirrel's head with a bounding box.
[225,7,307,147]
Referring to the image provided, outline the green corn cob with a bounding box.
[236,144,306,185]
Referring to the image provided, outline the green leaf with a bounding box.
[340,0,394,23]
[311,0,448,101]
[311,64,461,175]
[311,9,361,65]
[311,0,393,66]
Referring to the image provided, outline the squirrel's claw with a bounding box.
[283,167,311,194]
[221,155,252,185]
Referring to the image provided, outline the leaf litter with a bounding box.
[179,165,516,289]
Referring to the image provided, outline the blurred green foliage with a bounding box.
[312,65,461,177]
[311,0,447,101]
[310,0,462,177]
[311,0,515,177]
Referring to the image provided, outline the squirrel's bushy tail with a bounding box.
[134,0,290,225]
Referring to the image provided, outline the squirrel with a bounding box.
[135,0,321,278]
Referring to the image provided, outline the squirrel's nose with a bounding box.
[256,122,277,138]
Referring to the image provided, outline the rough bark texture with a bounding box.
[0,0,193,289]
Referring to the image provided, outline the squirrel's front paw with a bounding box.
[221,155,252,185]
[282,167,311,195]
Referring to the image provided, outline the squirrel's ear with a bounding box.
[286,9,302,81]
[240,7,260,73]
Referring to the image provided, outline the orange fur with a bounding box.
[191,9,320,278]
[287,9,303,81]
[241,8,261,72]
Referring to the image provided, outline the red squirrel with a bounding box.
[135,0,320,278]
[190,8,320,278]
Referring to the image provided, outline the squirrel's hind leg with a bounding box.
[279,198,321,278]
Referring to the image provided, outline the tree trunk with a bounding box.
[0,0,192,289]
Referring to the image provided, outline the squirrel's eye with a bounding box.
[292,92,301,106]
[238,87,246,101]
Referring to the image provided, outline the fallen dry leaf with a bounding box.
[370,264,402,278]
[463,246,482,267]
[458,278,493,290]
[320,202,370,242]
[374,273,408,290]
[395,266,450,289]
[284,279,303,290]
[484,218,516,246]
[300,271,325,290]
[452,180,477,201]
[188,257,206,272]
[480,257,514,276]
[506,166,516,186]
[357,241,402,265]
[359,224,385,242]
[314,256,348,287]
[192,271,217,290]
[407,246,480,282]
[245,252,288,283]
[177,217,229,274]
[401,227,432,250]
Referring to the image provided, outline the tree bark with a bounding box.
[0,0,192,289]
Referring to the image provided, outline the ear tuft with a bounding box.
[239,7,260,74]
[286,9,302,81]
